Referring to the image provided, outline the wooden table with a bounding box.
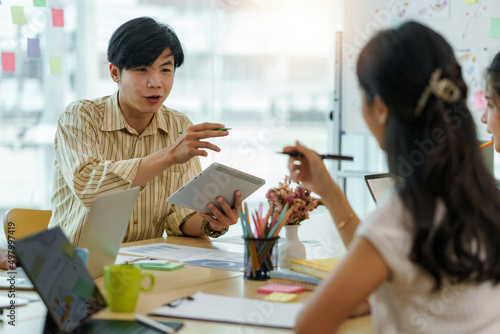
[0,209,374,333]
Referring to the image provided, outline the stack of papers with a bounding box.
[150,292,303,329]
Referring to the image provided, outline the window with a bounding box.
[0,0,342,224]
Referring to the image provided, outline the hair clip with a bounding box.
[414,68,461,117]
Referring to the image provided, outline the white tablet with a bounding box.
[167,163,265,214]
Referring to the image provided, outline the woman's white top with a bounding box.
[355,192,500,334]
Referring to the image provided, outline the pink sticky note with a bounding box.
[1,52,15,72]
[256,284,305,295]
[52,9,64,27]
[472,91,487,109]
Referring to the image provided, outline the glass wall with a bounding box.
[0,0,343,219]
[0,0,78,214]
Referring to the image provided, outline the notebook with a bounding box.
[150,291,302,329]
[270,268,322,285]
[256,283,305,294]
[364,173,396,203]
[77,187,140,278]
[0,267,34,290]
[265,278,317,291]
[290,258,341,279]
[14,227,183,334]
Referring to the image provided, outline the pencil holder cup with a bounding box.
[243,236,279,280]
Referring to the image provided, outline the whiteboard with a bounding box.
[342,0,500,139]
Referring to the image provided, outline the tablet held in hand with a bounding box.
[167,163,265,214]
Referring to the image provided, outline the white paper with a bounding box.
[119,243,243,263]
[0,295,29,308]
[0,268,34,289]
[114,254,148,265]
[150,292,303,329]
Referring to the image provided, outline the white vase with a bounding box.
[279,224,306,269]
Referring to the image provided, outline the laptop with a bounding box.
[14,227,183,333]
[364,173,396,203]
[77,187,140,278]
[0,188,140,290]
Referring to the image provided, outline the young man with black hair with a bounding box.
[48,17,241,244]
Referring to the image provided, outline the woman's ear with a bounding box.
[109,64,120,83]
[372,96,389,126]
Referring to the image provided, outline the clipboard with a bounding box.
[149,291,303,329]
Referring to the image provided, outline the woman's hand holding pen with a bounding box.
[167,122,230,164]
[284,141,336,198]
[285,141,358,246]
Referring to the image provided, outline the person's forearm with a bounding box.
[131,149,174,188]
[320,182,359,247]
[180,214,205,236]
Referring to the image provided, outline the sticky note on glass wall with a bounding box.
[33,0,46,7]
[11,6,27,25]
[463,0,478,3]
[49,56,62,74]
[1,52,15,72]
[27,38,41,58]
[472,91,487,109]
[490,18,500,38]
[52,9,64,27]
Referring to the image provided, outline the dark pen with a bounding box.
[278,151,354,161]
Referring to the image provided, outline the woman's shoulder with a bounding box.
[357,191,410,236]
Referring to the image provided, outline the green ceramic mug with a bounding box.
[103,264,155,312]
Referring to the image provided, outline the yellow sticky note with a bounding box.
[11,6,27,25]
[263,292,299,303]
[49,56,62,74]
[61,241,74,258]
[463,0,478,3]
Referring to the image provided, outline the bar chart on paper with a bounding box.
[119,243,245,271]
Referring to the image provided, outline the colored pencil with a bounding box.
[239,203,294,278]
[480,140,493,149]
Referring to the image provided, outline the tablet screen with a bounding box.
[15,227,107,333]
[167,163,265,214]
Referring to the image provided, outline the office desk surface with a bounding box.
[0,210,373,333]
[93,270,373,334]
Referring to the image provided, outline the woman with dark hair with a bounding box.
[288,21,500,334]
[481,52,500,152]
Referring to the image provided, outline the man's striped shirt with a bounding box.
[48,91,201,245]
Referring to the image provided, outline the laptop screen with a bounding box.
[364,173,396,203]
[15,227,107,333]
